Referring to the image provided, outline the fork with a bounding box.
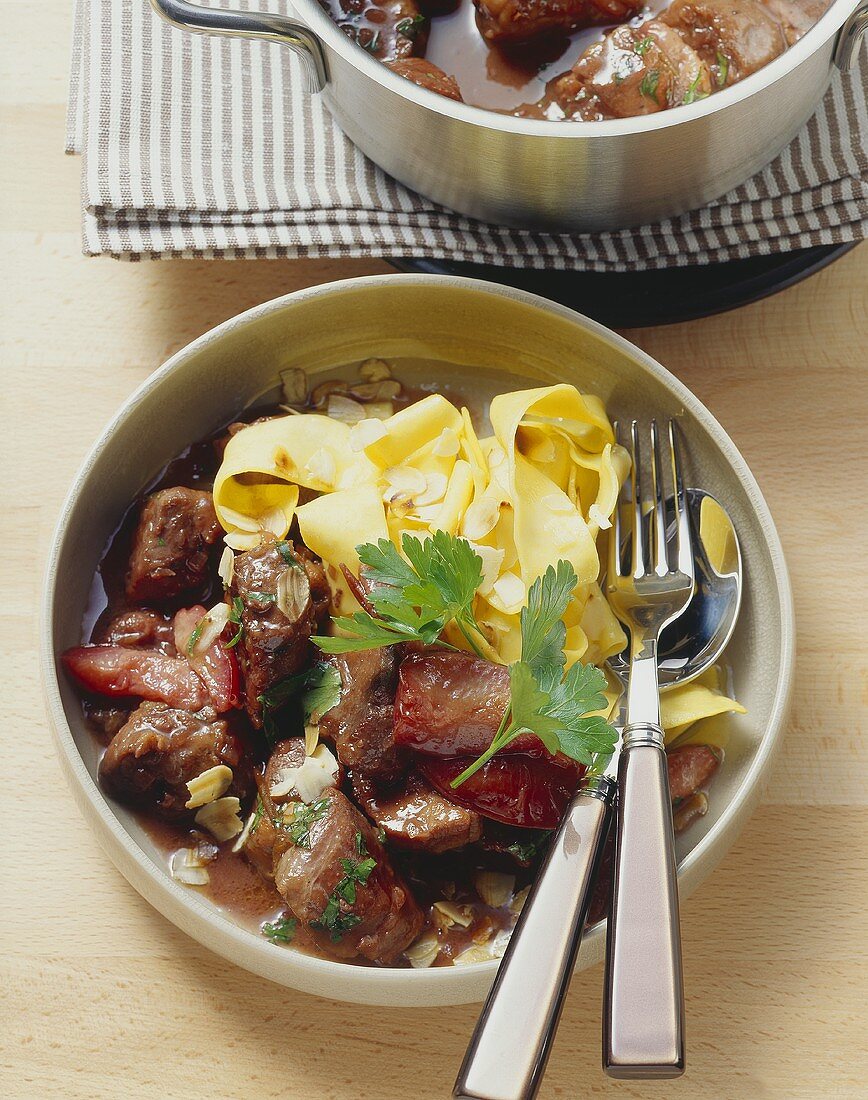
[602,418,694,1078]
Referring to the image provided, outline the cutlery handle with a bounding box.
[603,729,685,1079]
[454,775,616,1100]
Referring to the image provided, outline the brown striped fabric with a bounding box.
[66,0,867,268]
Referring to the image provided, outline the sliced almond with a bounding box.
[279,367,308,405]
[469,543,506,596]
[187,602,230,656]
[359,358,392,383]
[304,447,337,486]
[492,572,526,613]
[383,465,427,502]
[474,870,515,908]
[453,945,494,966]
[270,744,338,803]
[304,723,320,757]
[350,379,402,402]
[509,886,531,914]
[276,565,311,622]
[185,764,233,809]
[232,806,260,853]
[259,506,289,538]
[362,400,394,421]
[415,472,448,507]
[217,546,235,589]
[224,530,261,552]
[433,900,474,929]
[405,933,441,969]
[490,928,513,959]
[461,498,501,542]
[219,506,261,534]
[194,796,243,842]
[349,418,388,452]
[432,427,461,457]
[170,847,211,886]
[326,393,366,425]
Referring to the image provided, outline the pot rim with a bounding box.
[302,0,858,139]
[42,273,795,1005]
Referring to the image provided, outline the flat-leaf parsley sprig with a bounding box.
[312,530,488,657]
[449,561,617,788]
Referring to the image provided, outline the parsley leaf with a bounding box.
[224,596,245,649]
[275,798,330,848]
[716,50,729,87]
[682,73,709,105]
[303,662,342,724]
[396,14,427,39]
[634,36,654,56]
[520,560,576,679]
[261,915,297,943]
[639,69,660,103]
[277,541,300,567]
[310,840,377,941]
[257,662,341,744]
[313,532,487,657]
[450,563,617,787]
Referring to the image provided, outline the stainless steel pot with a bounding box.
[151,0,866,231]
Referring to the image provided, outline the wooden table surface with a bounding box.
[2,7,867,1099]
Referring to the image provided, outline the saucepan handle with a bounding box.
[148,0,328,92]
[454,774,616,1100]
[833,1,868,71]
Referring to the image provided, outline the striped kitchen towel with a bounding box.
[66,0,868,268]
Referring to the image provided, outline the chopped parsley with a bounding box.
[716,50,730,87]
[224,596,245,649]
[157,537,167,547]
[257,661,342,744]
[638,69,660,104]
[275,797,329,848]
[186,619,205,656]
[249,797,264,835]
[277,541,300,567]
[682,73,709,105]
[506,829,551,865]
[261,915,297,943]
[247,590,277,605]
[311,835,377,942]
[634,36,654,56]
[396,14,427,40]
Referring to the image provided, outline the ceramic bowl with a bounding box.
[42,275,794,1006]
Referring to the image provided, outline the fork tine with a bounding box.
[668,419,694,579]
[608,420,623,580]
[629,420,645,579]
[649,420,669,576]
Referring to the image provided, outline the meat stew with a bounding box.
[325,0,831,120]
[61,364,736,969]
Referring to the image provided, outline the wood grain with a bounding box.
[2,5,867,1098]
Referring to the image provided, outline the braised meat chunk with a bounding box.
[386,58,463,101]
[99,702,253,822]
[662,0,787,86]
[319,0,429,60]
[474,0,641,45]
[667,743,723,800]
[761,0,830,44]
[319,647,407,781]
[230,537,330,728]
[126,487,222,605]
[96,609,177,654]
[573,22,712,116]
[273,787,423,963]
[353,770,483,853]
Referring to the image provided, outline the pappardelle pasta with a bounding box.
[62,360,742,967]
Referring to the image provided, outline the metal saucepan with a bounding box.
[150,0,867,230]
